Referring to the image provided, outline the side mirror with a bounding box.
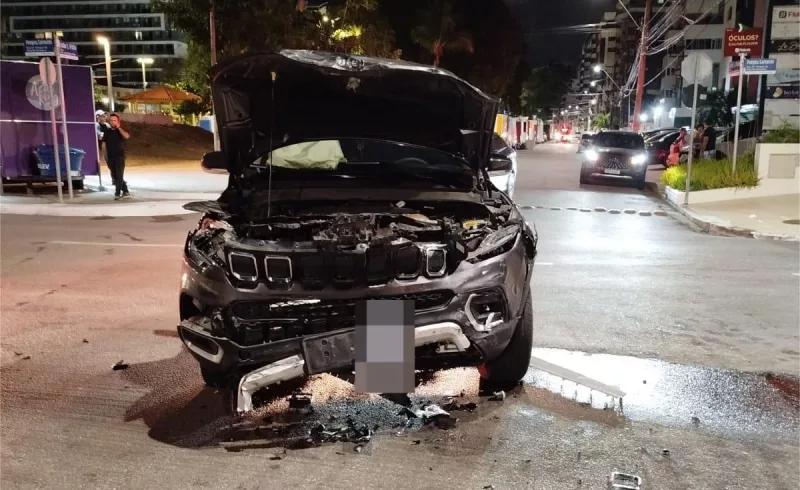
[201,151,228,174]
[488,154,513,173]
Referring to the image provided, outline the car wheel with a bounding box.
[201,366,229,389]
[479,292,533,392]
[635,172,647,191]
[579,168,590,184]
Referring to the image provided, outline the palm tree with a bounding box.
[411,0,473,68]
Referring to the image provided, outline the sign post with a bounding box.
[681,52,713,206]
[40,57,64,203]
[54,34,79,200]
[724,28,763,174]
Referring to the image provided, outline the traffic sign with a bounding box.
[681,52,713,86]
[724,28,763,57]
[744,58,777,75]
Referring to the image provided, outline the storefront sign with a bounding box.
[765,83,800,99]
[770,39,800,53]
[774,6,800,22]
[724,28,763,57]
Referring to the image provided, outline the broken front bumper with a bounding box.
[177,230,534,412]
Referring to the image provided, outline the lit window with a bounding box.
[135,31,143,40]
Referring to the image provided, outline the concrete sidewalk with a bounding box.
[676,194,800,240]
[0,163,225,217]
[86,162,226,196]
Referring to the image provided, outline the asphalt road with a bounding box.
[1,142,798,489]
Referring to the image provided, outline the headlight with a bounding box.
[468,225,520,263]
[585,149,599,161]
[631,153,648,165]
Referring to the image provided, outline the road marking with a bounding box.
[793,273,800,277]
[639,211,653,217]
[536,262,554,266]
[48,240,182,248]
[623,209,637,214]
[654,210,668,216]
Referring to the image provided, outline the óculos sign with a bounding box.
[724,28,763,57]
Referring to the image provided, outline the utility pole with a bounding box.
[631,0,653,132]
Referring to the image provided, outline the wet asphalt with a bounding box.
[1,142,798,489]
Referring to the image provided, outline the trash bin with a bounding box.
[33,145,85,178]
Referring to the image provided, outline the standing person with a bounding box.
[95,110,115,186]
[100,114,131,200]
[700,120,717,160]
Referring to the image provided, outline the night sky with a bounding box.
[507,0,616,67]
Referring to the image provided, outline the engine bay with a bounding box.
[186,198,519,288]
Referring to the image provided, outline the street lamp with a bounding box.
[593,64,601,73]
[96,36,114,111]
[136,57,154,90]
[639,113,649,122]
[591,99,597,105]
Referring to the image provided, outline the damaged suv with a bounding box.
[177,51,538,413]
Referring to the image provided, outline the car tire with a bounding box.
[579,168,590,185]
[201,366,229,389]
[635,172,647,190]
[480,292,533,392]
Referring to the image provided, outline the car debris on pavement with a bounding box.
[112,360,129,371]
[610,472,642,490]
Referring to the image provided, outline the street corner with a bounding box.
[0,193,198,217]
[664,199,800,241]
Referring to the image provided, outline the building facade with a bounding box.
[0,0,188,88]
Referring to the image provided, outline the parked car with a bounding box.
[489,132,518,198]
[645,130,682,167]
[577,132,595,153]
[579,130,649,190]
[641,128,678,141]
[177,50,539,414]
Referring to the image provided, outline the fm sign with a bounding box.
[776,7,800,21]
[724,28,763,57]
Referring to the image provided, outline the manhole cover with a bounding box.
[783,219,800,225]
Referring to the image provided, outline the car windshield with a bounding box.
[592,132,645,150]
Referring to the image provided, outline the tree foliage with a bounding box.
[697,89,735,128]
[520,64,574,117]
[592,113,611,130]
[410,0,473,67]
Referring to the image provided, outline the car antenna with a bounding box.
[266,71,277,218]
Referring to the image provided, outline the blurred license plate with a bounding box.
[604,168,621,175]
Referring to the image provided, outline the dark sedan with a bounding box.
[646,130,681,167]
[579,131,649,190]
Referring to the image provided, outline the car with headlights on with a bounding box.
[579,130,649,190]
[177,50,539,414]
[489,133,517,198]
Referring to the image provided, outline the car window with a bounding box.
[592,132,645,150]
[491,135,507,152]
[581,134,593,141]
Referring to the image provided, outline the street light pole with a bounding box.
[136,57,154,90]
[97,36,114,111]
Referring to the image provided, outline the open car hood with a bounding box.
[209,50,499,178]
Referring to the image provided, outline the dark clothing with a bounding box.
[107,156,129,196]
[702,126,716,151]
[100,125,127,159]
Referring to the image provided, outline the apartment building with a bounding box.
[0,0,188,88]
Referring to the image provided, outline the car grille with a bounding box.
[226,246,426,290]
[603,155,628,170]
[228,291,454,345]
